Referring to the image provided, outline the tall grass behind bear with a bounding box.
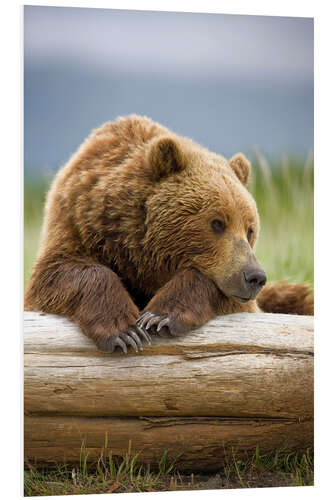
[25,115,314,353]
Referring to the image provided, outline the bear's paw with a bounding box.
[137,311,186,338]
[97,327,151,353]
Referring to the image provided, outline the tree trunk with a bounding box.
[24,311,313,471]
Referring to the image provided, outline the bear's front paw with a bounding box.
[97,327,151,353]
[137,311,185,337]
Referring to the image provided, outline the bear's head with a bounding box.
[144,135,267,303]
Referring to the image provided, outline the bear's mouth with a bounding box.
[232,295,252,303]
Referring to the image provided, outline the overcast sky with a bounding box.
[24,6,313,83]
[24,6,314,171]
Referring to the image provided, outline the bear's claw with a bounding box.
[98,333,128,353]
[137,311,154,329]
[119,332,140,352]
[137,311,181,337]
[98,325,151,353]
[125,328,143,350]
[134,324,152,344]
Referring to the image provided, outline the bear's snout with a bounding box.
[242,266,267,298]
[214,250,267,303]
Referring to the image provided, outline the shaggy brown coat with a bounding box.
[25,115,313,352]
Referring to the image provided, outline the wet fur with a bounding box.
[25,115,313,349]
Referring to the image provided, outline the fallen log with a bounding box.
[24,311,313,471]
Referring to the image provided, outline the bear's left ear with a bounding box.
[229,153,251,186]
[146,136,186,181]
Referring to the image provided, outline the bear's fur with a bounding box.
[25,115,313,353]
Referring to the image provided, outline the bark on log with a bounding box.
[24,311,313,471]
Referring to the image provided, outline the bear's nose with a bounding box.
[243,268,267,290]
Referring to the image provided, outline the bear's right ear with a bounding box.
[146,136,186,181]
[229,153,251,186]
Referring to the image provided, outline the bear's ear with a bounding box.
[229,153,251,186]
[147,136,186,181]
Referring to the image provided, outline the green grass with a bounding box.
[249,151,313,287]
[24,153,314,289]
[24,445,314,495]
[24,179,49,287]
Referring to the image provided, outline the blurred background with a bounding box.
[24,6,314,288]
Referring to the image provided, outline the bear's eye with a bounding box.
[247,227,254,243]
[211,219,226,234]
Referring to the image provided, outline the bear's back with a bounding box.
[36,116,169,282]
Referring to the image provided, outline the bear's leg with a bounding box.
[137,268,222,336]
[24,255,151,352]
[256,280,314,315]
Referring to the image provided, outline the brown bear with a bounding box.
[24,115,313,353]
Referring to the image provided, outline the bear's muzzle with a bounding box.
[215,251,267,302]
